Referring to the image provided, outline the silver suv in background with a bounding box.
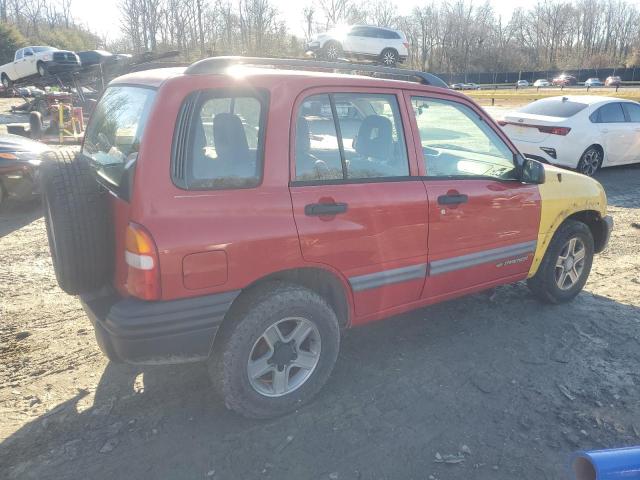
[306,25,409,66]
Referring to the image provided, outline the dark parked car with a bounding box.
[552,74,577,86]
[77,50,117,68]
[0,134,48,208]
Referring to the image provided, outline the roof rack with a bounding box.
[184,56,448,89]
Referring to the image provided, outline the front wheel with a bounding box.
[380,48,398,67]
[577,146,602,176]
[322,42,342,61]
[210,282,340,419]
[527,220,594,304]
[37,62,47,77]
[1,74,11,89]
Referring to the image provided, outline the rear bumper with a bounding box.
[80,289,240,365]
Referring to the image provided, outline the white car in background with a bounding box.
[498,96,640,176]
[533,79,550,87]
[516,80,529,87]
[306,25,409,67]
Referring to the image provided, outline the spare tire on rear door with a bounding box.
[41,150,112,295]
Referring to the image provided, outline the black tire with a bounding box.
[29,111,43,140]
[209,282,340,419]
[527,220,594,304]
[37,61,47,77]
[0,180,5,211]
[576,146,602,177]
[322,41,342,61]
[1,74,11,89]
[41,150,112,295]
[380,48,398,67]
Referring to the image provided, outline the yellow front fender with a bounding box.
[528,164,607,277]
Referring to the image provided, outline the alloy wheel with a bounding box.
[555,237,586,290]
[382,51,397,66]
[247,317,321,397]
[579,149,601,176]
[326,45,338,60]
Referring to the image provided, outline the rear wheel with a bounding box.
[0,180,5,211]
[380,48,398,67]
[576,146,602,176]
[210,282,340,419]
[527,220,594,304]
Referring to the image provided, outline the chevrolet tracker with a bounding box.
[41,57,613,419]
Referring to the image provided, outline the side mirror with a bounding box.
[521,157,546,184]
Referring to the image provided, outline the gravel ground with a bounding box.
[1,98,639,480]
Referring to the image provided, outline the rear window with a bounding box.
[82,86,156,194]
[518,98,588,118]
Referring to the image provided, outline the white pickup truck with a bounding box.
[1,46,81,88]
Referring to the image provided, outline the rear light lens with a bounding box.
[537,126,571,136]
[125,222,160,300]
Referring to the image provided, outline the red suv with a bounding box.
[42,57,612,418]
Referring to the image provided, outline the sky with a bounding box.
[74,0,535,42]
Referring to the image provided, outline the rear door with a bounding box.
[344,27,369,54]
[289,88,429,321]
[591,102,634,166]
[621,102,640,165]
[405,92,541,301]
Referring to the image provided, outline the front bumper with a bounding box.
[80,289,240,365]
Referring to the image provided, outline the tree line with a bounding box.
[118,0,640,72]
[0,0,99,64]
[1,0,639,74]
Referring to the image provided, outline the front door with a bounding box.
[406,93,541,301]
[289,90,428,321]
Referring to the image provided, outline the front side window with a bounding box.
[294,93,409,182]
[172,91,265,190]
[411,97,517,179]
[83,86,156,192]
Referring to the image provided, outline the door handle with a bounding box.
[438,193,468,205]
[305,202,348,216]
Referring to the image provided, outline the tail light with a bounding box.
[537,126,571,136]
[125,222,160,300]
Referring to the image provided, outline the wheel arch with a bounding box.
[566,210,609,253]
[580,143,605,167]
[224,266,353,330]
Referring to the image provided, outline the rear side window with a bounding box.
[294,93,409,182]
[82,86,156,194]
[592,103,626,123]
[172,90,267,190]
[623,103,640,122]
[518,98,588,117]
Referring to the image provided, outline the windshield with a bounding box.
[82,86,156,193]
[518,98,588,117]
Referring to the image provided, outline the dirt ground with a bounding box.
[1,97,640,480]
